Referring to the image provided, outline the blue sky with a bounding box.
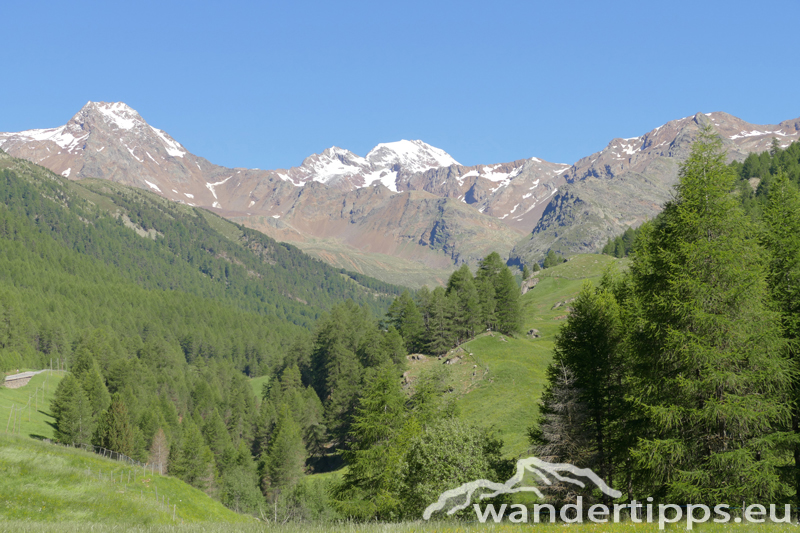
[2,0,798,169]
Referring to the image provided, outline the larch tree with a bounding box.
[149,427,170,473]
[761,172,800,499]
[93,393,136,457]
[337,364,407,520]
[263,403,306,497]
[51,373,95,446]
[627,126,792,504]
[531,281,627,502]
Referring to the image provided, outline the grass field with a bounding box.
[0,370,64,441]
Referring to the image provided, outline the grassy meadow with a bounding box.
[403,254,625,456]
[0,433,248,525]
[0,370,64,441]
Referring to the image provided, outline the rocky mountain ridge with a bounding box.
[2,102,797,284]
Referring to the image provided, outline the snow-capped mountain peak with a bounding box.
[366,139,460,173]
[299,147,370,185]
[87,101,143,131]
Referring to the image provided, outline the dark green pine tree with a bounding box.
[627,126,792,504]
[522,265,531,280]
[51,373,95,446]
[93,393,136,457]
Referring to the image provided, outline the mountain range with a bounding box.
[2,102,797,286]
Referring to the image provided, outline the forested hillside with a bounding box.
[0,149,404,375]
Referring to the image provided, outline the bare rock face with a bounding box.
[508,112,800,265]
[2,103,798,283]
[521,277,539,295]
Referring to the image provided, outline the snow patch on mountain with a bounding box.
[0,126,88,153]
[93,102,140,130]
[150,126,186,158]
[206,176,232,200]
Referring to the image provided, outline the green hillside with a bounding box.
[403,254,627,456]
[1,371,248,526]
[0,433,248,525]
[0,371,64,440]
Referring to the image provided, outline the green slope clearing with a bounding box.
[402,254,628,456]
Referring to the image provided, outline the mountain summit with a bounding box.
[2,102,798,285]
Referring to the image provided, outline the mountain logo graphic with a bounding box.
[422,457,622,520]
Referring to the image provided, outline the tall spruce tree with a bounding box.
[627,126,792,504]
